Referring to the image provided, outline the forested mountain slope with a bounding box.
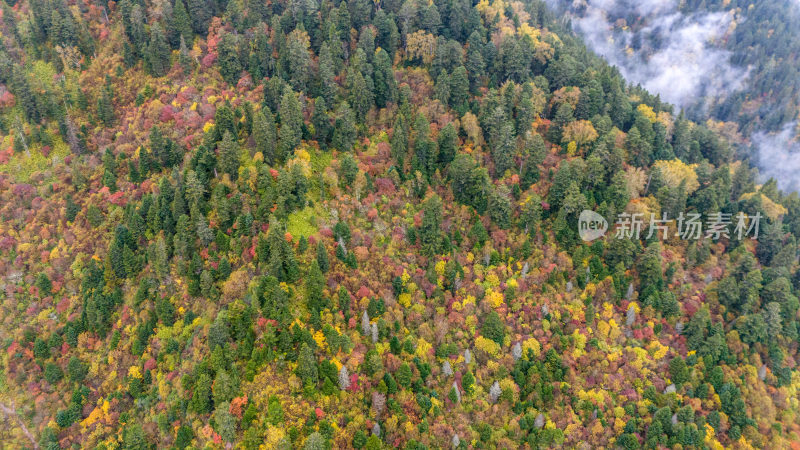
[0,0,799,448]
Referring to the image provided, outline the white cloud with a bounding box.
[549,0,800,191]
[754,122,800,192]
[561,0,746,110]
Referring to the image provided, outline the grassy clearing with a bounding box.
[0,137,69,183]
[287,205,327,238]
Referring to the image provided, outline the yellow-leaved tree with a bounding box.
[652,159,700,194]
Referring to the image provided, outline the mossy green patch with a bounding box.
[287,206,326,238]
[0,137,69,183]
[310,149,332,174]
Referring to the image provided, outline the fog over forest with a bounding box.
[548,0,800,191]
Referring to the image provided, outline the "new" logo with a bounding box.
[578,210,608,242]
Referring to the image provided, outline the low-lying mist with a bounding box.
[557,0,745,111]
[754,122,800,193]
[548,0,800,192]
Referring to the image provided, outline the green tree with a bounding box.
[396,362,413,387]
[97,89,115,127]
[521,133,546,186]
[756,220,783,266]
[390,112,408,166]
[669,357,689,385]
[67,356,88,383]
[482,310,505,346]
[175,425,193,449]
[492,123,515,178]
[449,154,489,213]
[147,23,171,77]
[332,102,357,151]
[449,66,470,113]
[214,104,237,142]
[348,67,373,121]
[434,70,450,105]
[65,195,80,222]
[626,126,653,168]
[608,171,630,211]
[214,402,236,443]
[248,31,271,80]
[338,153,359,188]
[170,0,193,47]
[179,36,193,74]
[305,432,326,450]
[547,102,573,145]
[278,89,303,160]
[212,370,238,405]
[218,32,242,84]
[413,114,434,176]
[338,286,351,320]
[260,276,290,326]
[638,242,664,290]
[306,259,326,314]
[437,122,457,167]
[317,42,338,100]
[488,185,512,229]
[128,4,148,53]
[364,348,383,376]
[252,108,277,163]
[208,312,230,350]
[263,220,299,282]
[44,362,63,385]
[548,159,586,211]
[296,343,319,386]
[553,181,588,246]
[462,371,475,394]
[420,194,443,256]
[316,241,329,273]
[187,0,212,34]
[373,48,396,108]
[11,67,39,123]
[375,9,399,57]
[190,373,212,413]
[521,194,542,235]
[33,337,50,359]
[122,423,150,449]
[87,204,104,227]
[36,272,52,296]
[217,130,240,180]
[151,125,179,168]
[311,97,331,147]
[284,29,312,91]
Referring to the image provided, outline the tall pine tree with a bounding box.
[252,108,277,163]
[217,130,240,181]
[147,23,171,77]
[97,89,115,127]
[278,89,303,161]
[170,0,193,48]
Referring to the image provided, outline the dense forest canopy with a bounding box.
[0,0,799,448]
